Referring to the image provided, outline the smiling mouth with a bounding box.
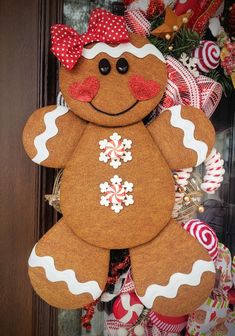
[89,100,138,116]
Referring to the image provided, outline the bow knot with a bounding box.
[51,9,129,70]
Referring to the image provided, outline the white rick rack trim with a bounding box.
[169,105,208,166]
[32,105,69,164]
[82,42,166,63]
[28,245,102,300]
[137,259,215,309]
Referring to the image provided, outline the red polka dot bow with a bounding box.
[51,8,129,70]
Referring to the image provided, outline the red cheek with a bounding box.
[128,75,161,101]
[68,76,100,102]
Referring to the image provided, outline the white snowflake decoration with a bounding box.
[179,53,199,77]
[100,175,134,213]
[99,132,132,169]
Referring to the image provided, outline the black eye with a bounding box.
[116,58,129,74]
[99,58,111,75]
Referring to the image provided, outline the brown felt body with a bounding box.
[130,219,215,316]
[28,219,109,309]
[61,121,175,249]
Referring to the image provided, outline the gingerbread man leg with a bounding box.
[130,219,216,316]
[28,219,109,309]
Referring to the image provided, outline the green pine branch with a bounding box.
[170,27,201,58]
[148,14,234,96]
[206,67,234,97]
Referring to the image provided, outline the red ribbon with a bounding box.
[51,8,129,70]
[157,56,222,118]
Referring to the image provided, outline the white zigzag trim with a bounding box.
[169,105,208,166]
[137,259,215,308]
[82,42,165,63]
[28,245,102,299]
[32,105,69,164]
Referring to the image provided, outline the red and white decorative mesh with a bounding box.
[125,9,151,36]
[158,56,222,118]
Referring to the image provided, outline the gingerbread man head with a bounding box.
[60,33,167,127]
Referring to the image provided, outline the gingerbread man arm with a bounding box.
[22,105,87,168]
[147,105,215,169]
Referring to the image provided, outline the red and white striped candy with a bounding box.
[104,139,125,159]
[201,148,225,194]
[172,168,192,218]
[174,167,193,203]
[106,184,126,204]
[174,168,193,189]
[193,41,220,73]
[149,311,188,333]
[113,292,144,324]
[182,219,218,261]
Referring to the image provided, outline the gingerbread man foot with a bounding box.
[130,219,216,316]
[28,219,109,308]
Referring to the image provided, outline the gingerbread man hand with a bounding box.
[148,104,215,169]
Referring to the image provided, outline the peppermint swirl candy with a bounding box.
[182,219,218,261]
[193,41,220,73]
[104,139,125,159]
[113,293,143,324]
[106,183,126,204]
[201,148,225,194]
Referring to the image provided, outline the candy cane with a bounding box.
[201,148,225,194]
[174,168,193,188]
[172,168,193,218]
[174,168,193,202]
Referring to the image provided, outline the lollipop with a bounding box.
[193,41,220,73]
[113,292,144,324]
[182,219,218,261]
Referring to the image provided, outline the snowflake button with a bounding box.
[100,175,134,213]
[99,132,132,169]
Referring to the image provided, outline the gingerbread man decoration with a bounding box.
[23,9,216,316]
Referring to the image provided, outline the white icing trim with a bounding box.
[82,42,165,63]
[28,245,102,300]
[137,259,215,309]
[169,105,208,166]
[32,106,69,164]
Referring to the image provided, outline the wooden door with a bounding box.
[0,0,62,335]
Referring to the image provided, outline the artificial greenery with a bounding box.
[207,68,234,97]
[149,27,201,59]
[148,13,234,96]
